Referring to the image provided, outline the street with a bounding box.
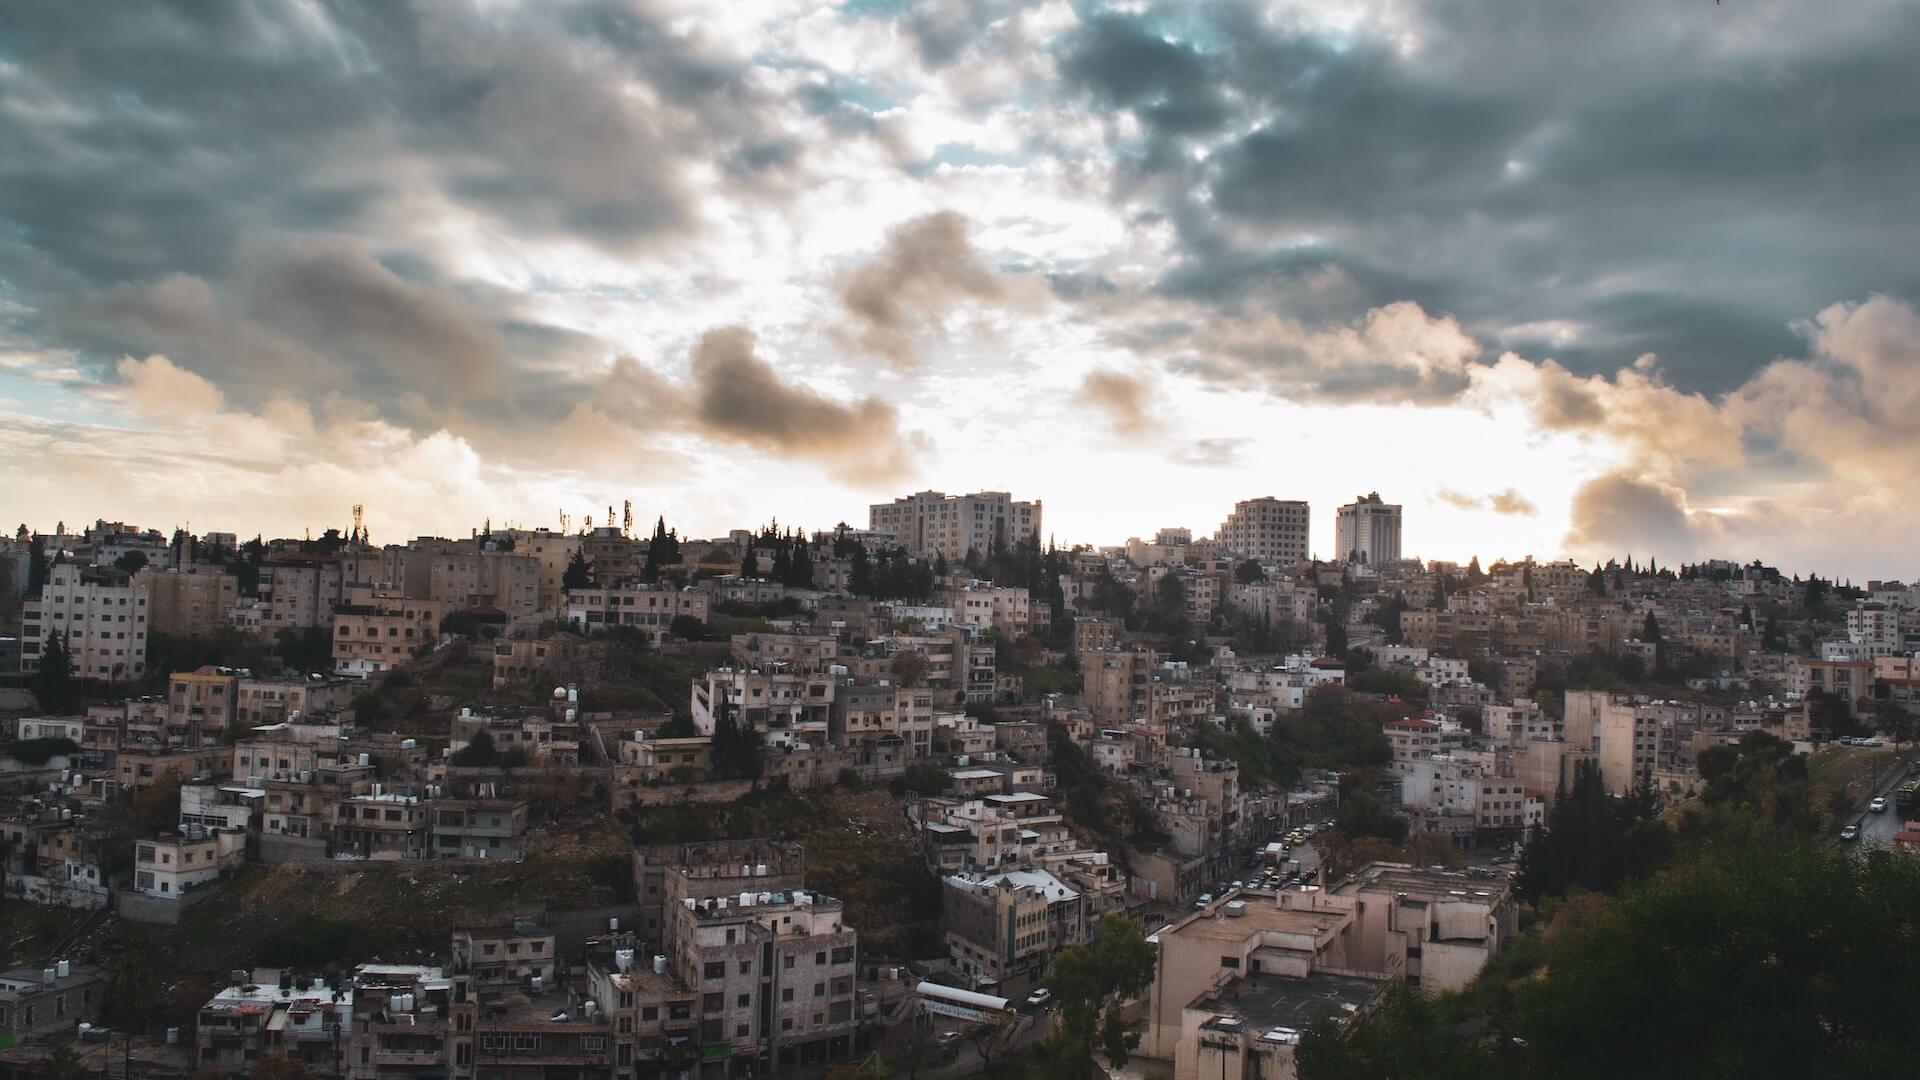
[1856,756,1914,848]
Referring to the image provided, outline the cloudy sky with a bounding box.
[3,0,1919,580]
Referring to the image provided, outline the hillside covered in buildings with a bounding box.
[3,494,1919,1080]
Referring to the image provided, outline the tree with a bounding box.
[27,535,49,598]
[451,731,500,767]
[1047,914,1157,1080]
[891,651,930,688]
[739,545,758,580]
[1322,618,1347,657]
[114,549,150,574]
[668,614,706,641]
[1334,789,1409,846]
[1233,558,1266,584]
[711,707,763,781]
[31,631,80,712]
[562,550,594,590]
[40,1046,91,1080]
[274,626,334,672]
[1514,760,1669,906]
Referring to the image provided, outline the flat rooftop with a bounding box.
[1191,971,1384,1038]
[1165,898,1350,945]
[1331,862,1509,904]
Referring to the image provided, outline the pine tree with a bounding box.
[789,543,814,589]
[563,550,594,590]
[32,631,79,713]
[740,546,757,580]
[27,535,48,599]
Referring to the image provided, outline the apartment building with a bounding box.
[431,796,531,860]
[137,564,240,638]
[941,871,1068,992]
[332,594,447,676]
[384,538,542,618]
[1335,492,1403,566]
[133,826,247,899]
[1564,690,1672,795]
[196,970,354,1074]
[565,583,710,643]
[452,922,559,987]
[344,963,455,1080]
[691,668,835,748]
[261,556,350,631]
[868,491,1042,561]
[334,792,430,859]
[236,673,359,726]
[490,635,588,690]
[1213,498,1311,564]
[19,565,149,681]
[168,666,240,744]
[829,680,936,761]
[728,632,842,673]
[1079,646,1157,721]
[657,843,860,1073]
[495,527,583,612]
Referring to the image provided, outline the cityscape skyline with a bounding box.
[5,3,1920,583]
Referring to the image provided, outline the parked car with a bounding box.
[1870,796,1888,813]
[1027,988,1052,1007]
[1840,824,1861,841]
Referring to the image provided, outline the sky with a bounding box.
[2,0,1919,581]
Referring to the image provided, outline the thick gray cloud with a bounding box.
[1565,474,1698,563]
[1054,0,1920,396]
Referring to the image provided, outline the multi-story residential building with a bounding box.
[868,491,1042,561]
[729,632,842,673]
[235,673,359,727]
[344,963,455,1080]
[451,921,559,988]
[1079,645,1156,721]
[1213,498,1311,564]
[115,742,226,789]
[692,668,835,748]
[332,593,447,676]
[1335,492,1403,566]
[494,527,584,612]
[655,841,861,1073]
[565,583,710,642]
[431,795,531,861]
[829,680,936,762]
[1564,690,1672,795]
[334,792,431,859]
[579,525,647,585]
[450,707,583,766]
[261,556,350,631]
[19,564,150,681]
[136,564,240,638]
[133,826,247,899]
[168,665,241,744]
[942,870,1079,992]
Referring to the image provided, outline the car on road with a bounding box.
[1027,988,1051,1007]
[1840,824,1860,841]
[1870,796,1888,813]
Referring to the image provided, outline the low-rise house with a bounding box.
[431,795,530,861]
[133,826,247,899]
[334,791,430,860]
[196,970,354,1074]
[1,961,104,1042]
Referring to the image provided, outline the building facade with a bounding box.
[1213,498,1311,564]
[1335,492,1403,566]
[868,491,1041,561]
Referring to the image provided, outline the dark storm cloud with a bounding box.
[0,0,832,420]
[1054,0,1920,396]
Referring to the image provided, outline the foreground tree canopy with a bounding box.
[1299,829,1920,1079]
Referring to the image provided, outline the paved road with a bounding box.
[1857,758,1914,848]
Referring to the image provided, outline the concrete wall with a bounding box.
[258,833,331,863]
[117,885,217,924]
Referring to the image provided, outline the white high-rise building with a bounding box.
[20,564,150,681]
[1336,492,1403,565]
[868,490,1042,560]
[1214,498,1312,564]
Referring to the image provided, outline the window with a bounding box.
[736,994,750,1008]
[1220,957,1240,969]
[815,951,826,965]
[641,1006,659,1021]
[704,962,726,980]
[703,993,723,1013]
[781,988,793,1003]
[513,1036,539,1052]
[582,1036,606,1051]
[481,1036,507,1052]
[738,960,751,975]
